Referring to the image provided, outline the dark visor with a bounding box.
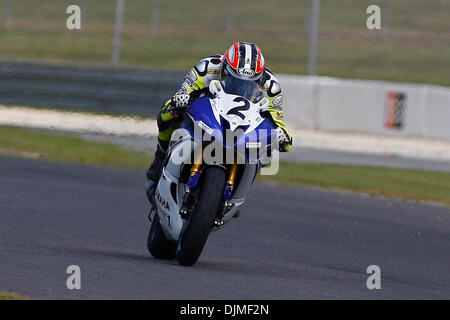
[220,75,261,102]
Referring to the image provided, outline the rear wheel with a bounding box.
[176,166,226,266]
[147,214,177,260]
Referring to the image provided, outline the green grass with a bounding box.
[0,0,449,86]
[2,125,450,206]
[0,292,27,300]
[259,162,450,206]
[0,126,152,169]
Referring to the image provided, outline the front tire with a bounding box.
[147,214,177,260]
[176,166,226,266]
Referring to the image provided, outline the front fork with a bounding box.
[179,146,203,219]
[224,161,238,201]
[179,146,238,224]
[215,161,238,228]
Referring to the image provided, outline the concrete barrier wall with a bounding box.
[279,75,450,140]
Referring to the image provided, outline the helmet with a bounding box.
[221,41,266,81]
[220,41,266,101]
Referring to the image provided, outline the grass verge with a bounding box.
[0,292,27,300]
[1,125,449,206]
[259,162,450,207]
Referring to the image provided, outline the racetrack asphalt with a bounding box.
[0,156,449,299]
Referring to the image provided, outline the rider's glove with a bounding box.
[275,127,292,152]
[169,93,191,117]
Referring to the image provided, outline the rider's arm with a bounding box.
[163,55,223,110]
[160,67,203,113]
[158,56,222,143]
[261,70,293,152]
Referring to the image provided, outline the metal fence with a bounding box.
[0,0,448,85]
[0,0,448,117]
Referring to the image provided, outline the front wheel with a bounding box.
[176,166,226,266]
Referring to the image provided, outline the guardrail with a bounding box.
[0,61,184,116]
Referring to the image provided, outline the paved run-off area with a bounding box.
[0,156,449,299]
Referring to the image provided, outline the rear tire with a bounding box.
[147,214,176,260]
[176,166,226,266]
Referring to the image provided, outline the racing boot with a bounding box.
[145,140,169,201]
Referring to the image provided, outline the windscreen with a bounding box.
[220,76,262,102]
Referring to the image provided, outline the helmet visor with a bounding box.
[220,74,261,102]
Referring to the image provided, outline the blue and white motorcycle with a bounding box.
[147,78,276,266]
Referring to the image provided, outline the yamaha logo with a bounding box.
[237,68,255,77]
[155,189,169,210]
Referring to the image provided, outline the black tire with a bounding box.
[176,166,226,266]
[147,214,177,260]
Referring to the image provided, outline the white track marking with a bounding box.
[0,105,158,137]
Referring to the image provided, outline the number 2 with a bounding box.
[227,97,250,120]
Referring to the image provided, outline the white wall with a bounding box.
[279,75,450,141]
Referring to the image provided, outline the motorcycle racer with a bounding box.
[145,41,293,195]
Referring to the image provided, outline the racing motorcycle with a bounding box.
[147,78,276,266]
